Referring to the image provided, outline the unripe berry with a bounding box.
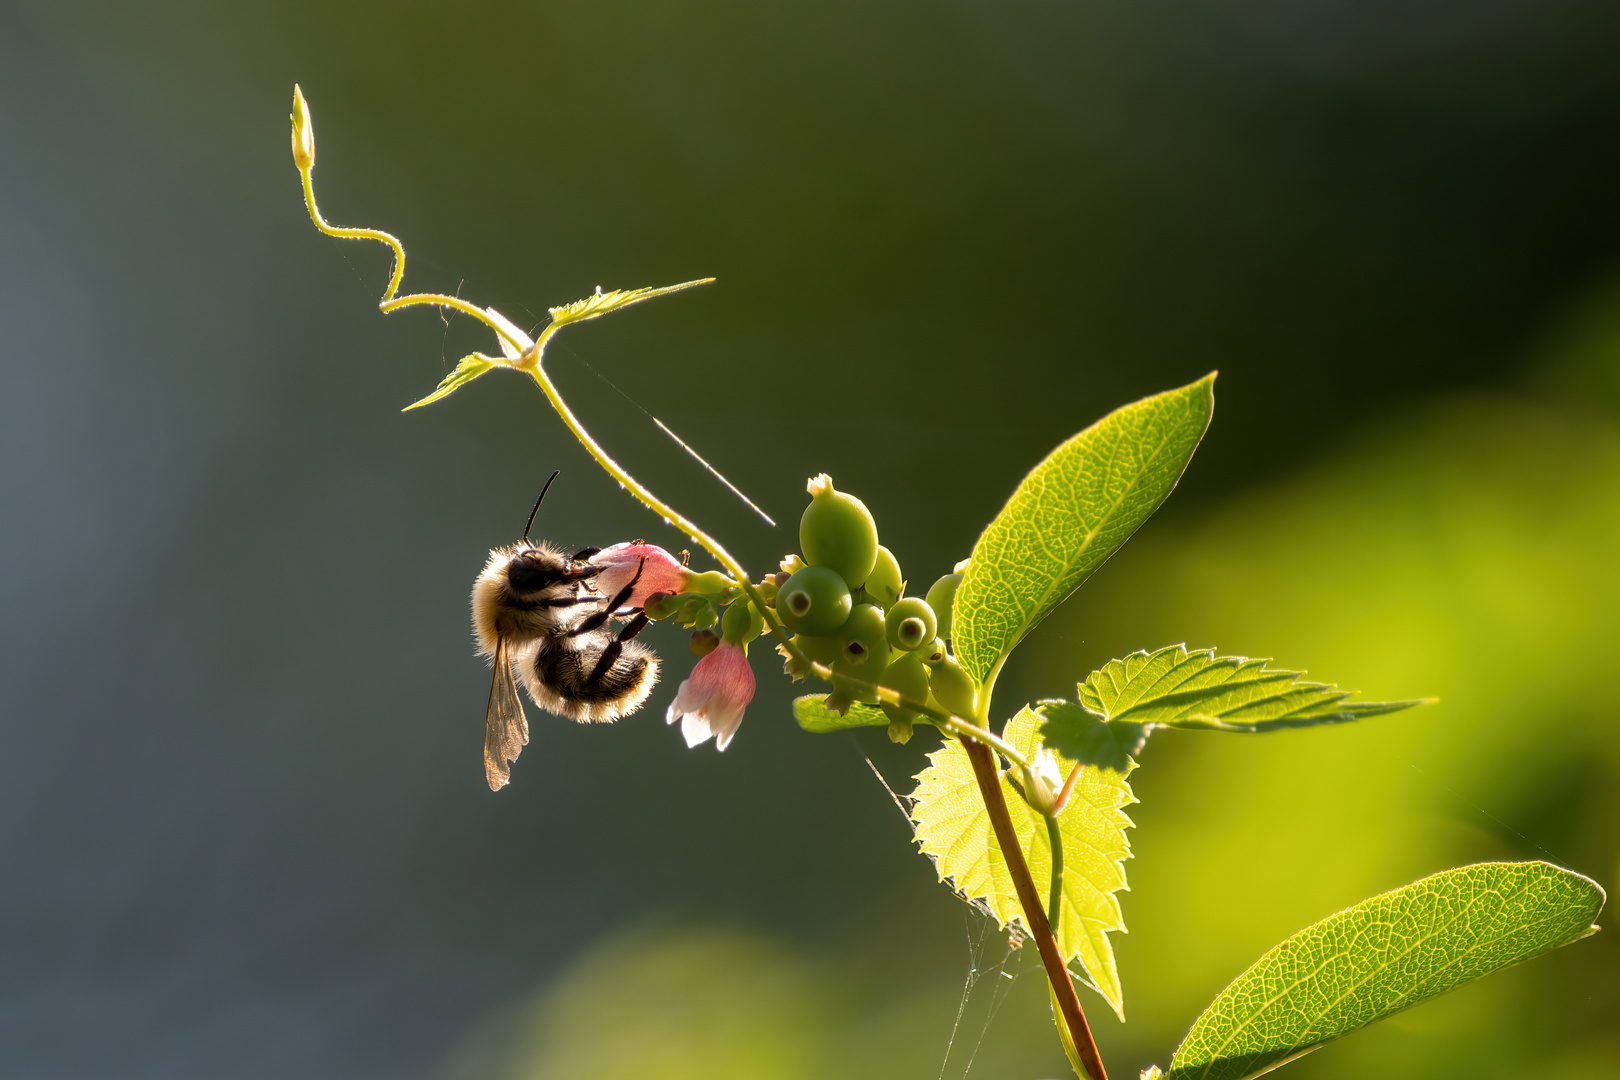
[878,650,931,727]
[927,656,977,717]
[779,631,840,682]
[721,597,764,645]
[885,596,938,652]
[916,638,948,666]
[925,572,964,640]
[793,632,843,665]
[838,603,890,673]
[776,565,852,636]
[864,545,903,608]
[800,474,878,588]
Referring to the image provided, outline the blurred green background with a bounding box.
[1,2,1616,1077]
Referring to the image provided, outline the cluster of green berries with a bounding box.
[773,474,974,744]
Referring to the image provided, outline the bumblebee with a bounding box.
[471,473,659,790]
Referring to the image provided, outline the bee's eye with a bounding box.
[508,555,559,592]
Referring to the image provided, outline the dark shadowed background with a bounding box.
[1,3,1617,1077]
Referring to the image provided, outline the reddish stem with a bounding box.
[960,736,1108,1080]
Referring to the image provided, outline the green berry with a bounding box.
[721,597,763,644]
[776,565,852,636]
[925,572,964,640]
[927,656,977,717]
[800,474,879,588]
[864,545,903,608]
[916,638,947,666]
[780,632,840,683]
[793,632,843,665]
[878,650,931,727]
[885,596,938,652]
[838,603,890,673]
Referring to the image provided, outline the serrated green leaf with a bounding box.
[910,708,1135,1018]
[1078,644,1427,732]
[792,695,887,733]
[402,352,500,411]
[954,375,1215,685]
[1168,861,1605,1080]
[546,278,714,328]
[1035,700,1147,774]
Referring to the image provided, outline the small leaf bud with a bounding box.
[755,575,780,606]
[776,565,852,636]
[689,629,720,657]
[800,474,879,588]
[290,85,315,170]
[925,572,964,641]
[1015,749,1065,817]
[885,597,938,653]
[864,545,903,608]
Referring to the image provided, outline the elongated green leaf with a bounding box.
[1040,645,1429,768]
[1167,861,1606,1080]
[546,278,714,328]
[792,695,887,733]
[954,375,1216,684]
[402,352,499,411]
[910,708,1135,1018]
[1084,644,1426,731]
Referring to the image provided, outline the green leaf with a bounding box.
[546,278,715,329]
[1167,861,1606,1080]
[1035,700,1147,775]
[954,374,1216,685]
[910,708,1135,1019]
[402,352,500,411]
[1078,644,1428,732]
[792,695,887,733]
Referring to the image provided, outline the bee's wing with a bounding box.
[484,638,531,791]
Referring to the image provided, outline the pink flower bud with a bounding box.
[589,542,691,609]
[665,641,755,751]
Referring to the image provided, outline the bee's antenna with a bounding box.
[522,470,561,542]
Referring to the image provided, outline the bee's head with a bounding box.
[505,542,588,593]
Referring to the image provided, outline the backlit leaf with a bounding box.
[792,695,887,733]
[546,278,715,328]
[402,352,499,411]
[910,708,1135,1018]
[1167,861,1606,1080]
[954,375,1215,684]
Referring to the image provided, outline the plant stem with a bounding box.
[960,736,1106,1080]
[1046,813,1065,930]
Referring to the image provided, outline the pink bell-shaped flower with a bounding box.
[665,640,755,751]
[589,542,691,609]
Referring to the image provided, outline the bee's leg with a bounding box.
[585,613,650,685]
[571,546,601,561]
[569,557,647,636]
